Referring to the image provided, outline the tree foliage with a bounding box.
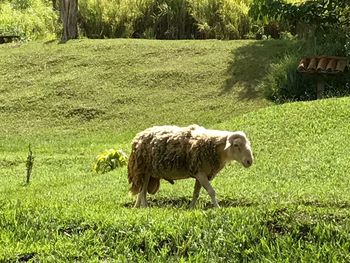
[0,0,59,40]
[250,0,350,38]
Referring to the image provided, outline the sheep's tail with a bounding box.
[128,153,161,196]
[128,137,161,195]
[127,150,142,195]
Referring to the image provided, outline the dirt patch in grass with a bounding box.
[0,159,21,168]
[55,87,76,99]
[112,97,135,105]
[5,252,37,263]
[65,107,104,121]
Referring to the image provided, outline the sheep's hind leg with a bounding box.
[195,173,220,208]
[139,174,150,208]
[189,179,201,208]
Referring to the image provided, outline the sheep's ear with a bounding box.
[225,135,243,150]
[232,138,241,147]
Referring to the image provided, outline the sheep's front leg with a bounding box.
[195,173,220,208]
[189,179,201,208]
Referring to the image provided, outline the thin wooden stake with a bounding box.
[26,144,34,184]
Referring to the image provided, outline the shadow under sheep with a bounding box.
[123,197,256,209]
[123,197,350,210]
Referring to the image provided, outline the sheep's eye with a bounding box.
[233,144,241,152]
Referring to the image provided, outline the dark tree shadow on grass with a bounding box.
[220,40,299,100]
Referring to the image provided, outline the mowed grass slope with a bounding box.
[1,40,350,262]
[0,39,289,134]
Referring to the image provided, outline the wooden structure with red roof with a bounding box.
[297,56,348,99]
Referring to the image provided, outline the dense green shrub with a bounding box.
[0,0,59,40]
[189,0,250,39]
[78,0,153,38]
[78,0,251,39]
[137,0,198,39]
[260,52,315,102]
[93,148,128,174]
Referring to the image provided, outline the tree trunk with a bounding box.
[61,0,78,42]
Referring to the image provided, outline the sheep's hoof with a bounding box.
[213,202,220,208]
[212,199,220,208]
[134,203,148,208]
[189,202,197,209]
[140,202,148,208]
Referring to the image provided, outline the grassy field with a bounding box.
[1,39,350,262]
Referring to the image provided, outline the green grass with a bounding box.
[1,39,350,262]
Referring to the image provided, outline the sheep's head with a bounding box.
[224,132,253,168]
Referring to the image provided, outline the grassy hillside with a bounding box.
[1,39,350,262]
[0,39,294,134]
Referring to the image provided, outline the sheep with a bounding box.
[127,124,253,208]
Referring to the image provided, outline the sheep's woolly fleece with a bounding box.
[128,124,228,195]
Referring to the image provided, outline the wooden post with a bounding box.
[316,77,325,99]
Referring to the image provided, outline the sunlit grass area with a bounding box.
[1,39,349,262]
